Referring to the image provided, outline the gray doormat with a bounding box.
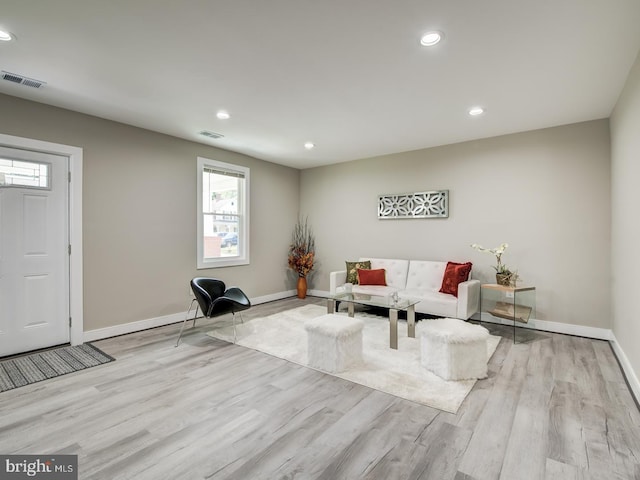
[0,343,115,392]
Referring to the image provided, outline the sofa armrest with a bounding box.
[456,279,480,320]
[330,270,347,294]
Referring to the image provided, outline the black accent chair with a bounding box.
[175,278,251,346]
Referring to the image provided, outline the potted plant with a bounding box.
[470,242,514,286]
[288,217,315,298]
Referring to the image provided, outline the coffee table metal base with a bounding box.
[326,298,415,349]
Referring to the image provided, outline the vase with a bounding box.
[297,276,307,299]
[496,273,512,287]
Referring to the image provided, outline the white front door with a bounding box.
[0,147,69,357]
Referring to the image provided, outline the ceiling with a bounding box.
[1,1,639,170]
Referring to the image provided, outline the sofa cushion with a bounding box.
[405,260,447,292]
[345,260,371,284]
[439,262,473,297]
[357,268,387,286]
[361,258,409,290]
[403,289,458,318]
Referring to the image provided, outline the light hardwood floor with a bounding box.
[1,297,639,479]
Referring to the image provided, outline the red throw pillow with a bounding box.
[439,262,472,297]
[357,268,387,286]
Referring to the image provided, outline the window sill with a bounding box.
[197,257,250,269]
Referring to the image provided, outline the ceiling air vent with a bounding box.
[198,130,224,139]
[1,71,46,89]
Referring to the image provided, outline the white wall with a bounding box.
[0,93,301,331]
[0,91,618,339]
[611,51,640,379]
[301,120,611,329]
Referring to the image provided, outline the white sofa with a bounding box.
[329,258,480,320]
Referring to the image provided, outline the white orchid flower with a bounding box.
[471,243,508,255]
[491,243,508,255]
[470,243,510,274]
[470,243,491,253]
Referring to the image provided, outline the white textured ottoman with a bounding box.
[304,314,364,373]
[421,318,490,380]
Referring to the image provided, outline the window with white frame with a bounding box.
[197,157,250,268]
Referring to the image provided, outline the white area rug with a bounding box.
[207,304,500,413]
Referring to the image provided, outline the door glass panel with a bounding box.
[0,158,50,188]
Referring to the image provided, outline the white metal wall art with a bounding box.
[378,190,449,219]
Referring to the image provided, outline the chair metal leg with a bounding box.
[229,311,246,343]
[176,298,198,347]
[192,305,200,328]
[232,312,237,343]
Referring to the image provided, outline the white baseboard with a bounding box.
[83,290,297,342]
[251,290,297,304]
[82,289,640,406]
[481,315,640,405]
[608,332,640,404]
[478,313,638,404]
[477,312,612,340]
[308,289,330,298]
[83,311,186,343]
[311,294,613,340]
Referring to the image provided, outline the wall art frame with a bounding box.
[378,190,449,219]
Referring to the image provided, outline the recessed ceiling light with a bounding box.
[0,30,13,42]
[304,142,315,150]
[420,31,443,47]
[216,110,230,120]
[468,107,485,116]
